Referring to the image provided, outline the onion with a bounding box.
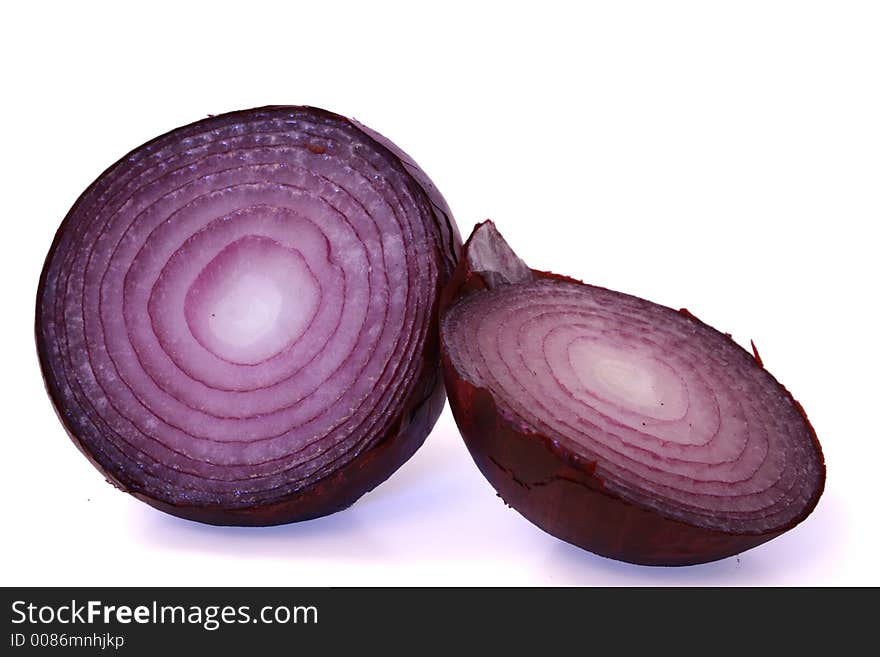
[36,106,460,525]
[440,221,824,565]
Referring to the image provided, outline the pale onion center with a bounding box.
[567,339,687,424]
[208,272,283,347]
[185,235,320,365]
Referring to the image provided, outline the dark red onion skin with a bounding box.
[36,106,460,526]
[440,225,825,566]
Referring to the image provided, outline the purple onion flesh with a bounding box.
[36,106,460,525]
[440,221,825,565]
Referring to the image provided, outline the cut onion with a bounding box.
[36,106,460,525]
[440,221,824,565]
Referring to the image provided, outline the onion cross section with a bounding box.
[36,106,460,525]
[440,221,824,565]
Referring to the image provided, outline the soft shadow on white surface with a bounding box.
[134,502,388,561]
[131,428,476,565]
[130,429,846,585]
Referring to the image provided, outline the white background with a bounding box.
[2,1,877,586]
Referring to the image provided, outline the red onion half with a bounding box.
[36,106,460,525]
[440,222,824,565]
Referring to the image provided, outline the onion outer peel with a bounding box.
[440,221,825,566]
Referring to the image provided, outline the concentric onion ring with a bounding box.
[440,221,824,565]
[36,106,460,525]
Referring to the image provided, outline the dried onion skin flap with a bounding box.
[440,221,824,566]
[36,106,460,525]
